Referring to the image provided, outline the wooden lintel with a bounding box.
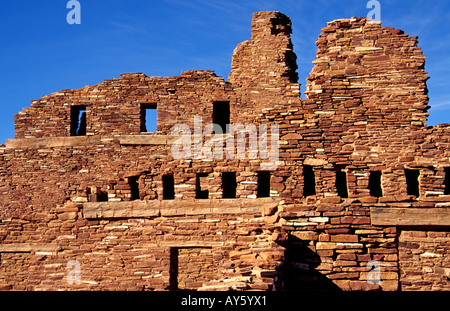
[370,207,450,227]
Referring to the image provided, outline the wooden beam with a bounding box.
[83,197,279,219]
[0,243,59,254]
[370,207,450,227]
[119,134,177,145]
[5,136,103,149]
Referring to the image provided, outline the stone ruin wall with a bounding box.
[0,11,449,291]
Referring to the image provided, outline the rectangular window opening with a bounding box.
[445,168,450,195]
[196,173,209,199]
[303,165,316,197]
[128,176,140,200]
[212,101,230,134]
[335,168,348,198]
[222,172,237,199]
[369,171,383,197]
[169,247,179,291]
[70,105,86,136]
[405,169,420,197]
[257,171,271,198]
[141,104,157,133]
[163,174,175,200]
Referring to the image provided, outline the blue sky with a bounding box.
[1,0,450,144]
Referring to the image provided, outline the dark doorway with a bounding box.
[169,247,179,291]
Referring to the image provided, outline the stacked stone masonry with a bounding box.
[0,11,449,291]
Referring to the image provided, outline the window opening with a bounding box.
[212,101,230,134]
[163,174,175,200]
[257,171,271,198]
[169,247,179,291]
[369,171,383,197]
[70,105,86,136]
[405,169,420,197]
[335,168,348,198]
[303,165,316,197]
[445,168,450,195]
[141,104,157,133]
[128,176,140,200]
[222,172,237,199]
[195,173,209,199]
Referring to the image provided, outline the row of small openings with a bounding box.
[128,174,177,200]
[70,101,230,136]
[128,171,270,201]
[138,102,231,134]
[303,165,384,198]
[70,104,158,136]
[305,166,450,198]
[305,166,387,198]
[195,171,270,199]
[125,167,450,201]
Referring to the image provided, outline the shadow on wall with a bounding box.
[283,235,341,290]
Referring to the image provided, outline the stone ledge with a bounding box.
[119,134,177,145]
[0,243,60,254]
[83,197,279,219]
[5,136,106,149]
[370,207,450,227]
[158,241,224,248]
[4,134,179,149]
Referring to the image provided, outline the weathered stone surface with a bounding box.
[371,207,450,227]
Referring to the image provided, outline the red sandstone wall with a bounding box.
[399,231,450,290]
[1,11,449,291]
[14,71,235,139]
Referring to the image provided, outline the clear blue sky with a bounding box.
[1,0,450,144]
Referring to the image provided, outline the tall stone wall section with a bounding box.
[0,11,449,291]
